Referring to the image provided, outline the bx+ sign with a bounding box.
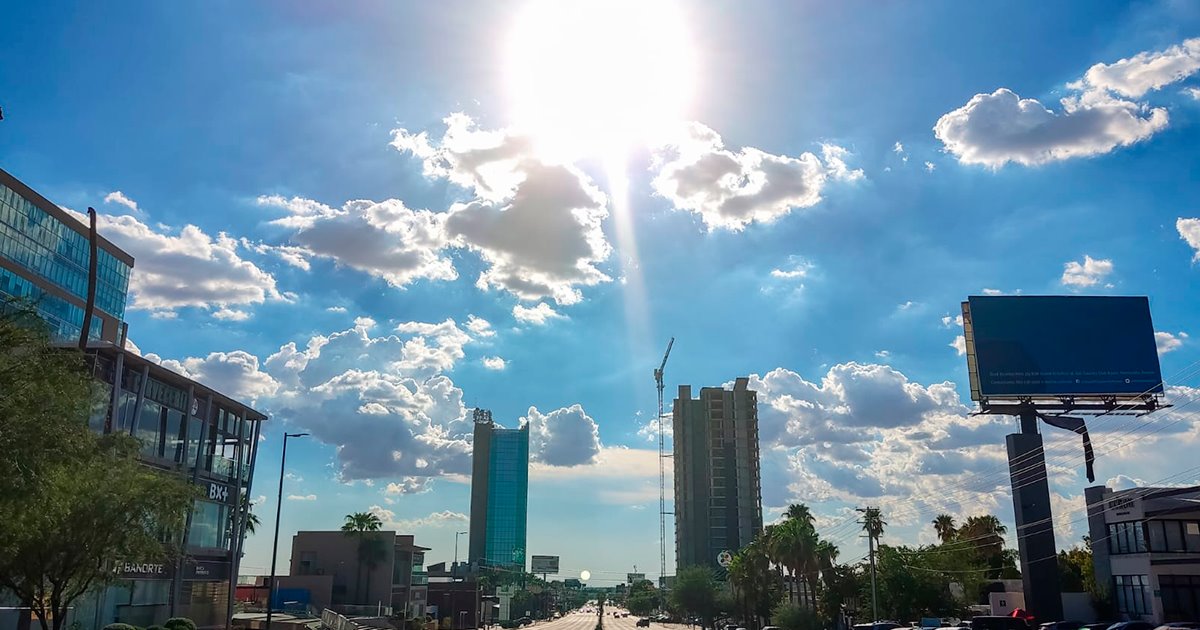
[962,295,1163,400]
[207,481,230,503]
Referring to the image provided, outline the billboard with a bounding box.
[962,295,1163,400]
[627,573,646,584]
[530,555,559,574]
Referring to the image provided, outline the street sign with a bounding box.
[716,551,733,568]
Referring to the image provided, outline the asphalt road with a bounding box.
[534,610,666,630]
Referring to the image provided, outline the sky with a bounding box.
[3,0,1200,586]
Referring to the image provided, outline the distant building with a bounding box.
[289,531,429,617]
[468,410,530,571]
[673,378,763,570]
[1086,484,1200,623]
[0,167,133,343]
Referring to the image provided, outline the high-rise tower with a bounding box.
[468,409,530,571]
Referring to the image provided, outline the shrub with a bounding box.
[771,602,822,630]
[103,624,137,630]
[164,619,197,630]
[147,625,166,630]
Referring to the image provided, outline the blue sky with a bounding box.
[4,0,1200,584]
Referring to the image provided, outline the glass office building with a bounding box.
[468,412,529,571]
[0,167,132,343]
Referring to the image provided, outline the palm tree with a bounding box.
[342,511,384,604]
[961,514,1007,576]
[785,503,815,529]
[861,507,886,541]
[932,514,956,544]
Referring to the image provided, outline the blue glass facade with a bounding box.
[0,177,131,340]
[483,426,529,570]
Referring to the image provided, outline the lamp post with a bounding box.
[454,531,467,566]
[266,431,308,630]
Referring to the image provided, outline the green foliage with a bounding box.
[0,305,198,630]
[771,601,822,630]
[103,624,137,630]
[671,566,718,626]
[164,618,196,630]
[147,625,165,630]
[626,580,662,616]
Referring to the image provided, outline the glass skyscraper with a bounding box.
[468,411,529,571]
[0,167,132,343]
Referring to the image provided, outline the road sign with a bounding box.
[531,555,559,574]
[717,551,733,568]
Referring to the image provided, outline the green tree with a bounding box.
[671,566,717,628]
[626,580,661,616]
[341,511,384,603]
[728,539,775,630]
[958,515,1007,578]
[931,515,957,544]
[0,303,196,630]
[772,601,821,630]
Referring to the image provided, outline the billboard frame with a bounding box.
[961,298,1167,416]
[529,555,559,575]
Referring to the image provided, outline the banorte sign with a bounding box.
[113,561,173,580]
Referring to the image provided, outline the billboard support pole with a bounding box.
[1006,412,1063,623]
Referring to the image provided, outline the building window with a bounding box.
[1108,522,1147,554]
[1145,520,1200,553]
[1114,575,1150,616]
[1159,575,1200,622]
[188,500,230,550]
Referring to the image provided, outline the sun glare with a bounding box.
[505,0,695,163]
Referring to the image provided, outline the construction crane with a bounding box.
[654,337,674,588]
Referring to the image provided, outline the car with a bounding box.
[971,617,1031,630]
[637,619,651,628]
[762,626,781,630]
[516,617,533,627]
[1109,623,1154,630]
[1081,623,1117,630]
[1039,622,1084,630]
[855,624,902,630]
[1153,625,1200,630]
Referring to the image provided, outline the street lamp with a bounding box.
[266,432,308,630]
[454,531,467,566]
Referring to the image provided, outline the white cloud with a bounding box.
[79,205,284,317]
[1106,474,1145,491]
[251,495,267,505]
[1156,331,1187,355]
[393,114,612,305]
[513,302,563,325]
[158,350,280,402]
[482,356,507,370]
[259,195,457,288]
[103,191,140,214]
[649,122,861,231]
[1178,218,1200,261]
[1061,255,1114,287]
[950,335,967,356]
[934,88,1167,168]
[213,307,251,321]
[771,268,808,280]
[327,306,348,313]
[875,350,891,359]
[637,415,672,442]
[265,317,474,481]
[385,477,433,495]
[893,142,905,154]
[941,314,964,328]
[287,494,317,501]
[1188,87,1200,100]
[1074,38,1200,98]
[466,315,495,338]
[524,404,602,467]
[368,506,469,530]
[898,300,917,310]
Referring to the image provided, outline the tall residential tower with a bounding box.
[468,410,529,571]
[673,377,763,570]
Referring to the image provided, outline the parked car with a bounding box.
[637,619,651,627]
[1108,623,1154,630]
[1039,622,1085,630]
[856,623,903,630]
[1081,623,1117,630]
[971,617,1031,630]
[1153,624,1200,630]
[516,617,533,627]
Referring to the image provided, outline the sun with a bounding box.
[504,0,695,163]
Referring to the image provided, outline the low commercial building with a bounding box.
[289,531,429,618]
[1086,484,1200,623]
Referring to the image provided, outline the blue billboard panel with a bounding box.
[963,296,1163,400]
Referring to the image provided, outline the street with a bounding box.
[532,611,671,630]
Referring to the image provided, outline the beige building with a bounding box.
[290,531,429,617]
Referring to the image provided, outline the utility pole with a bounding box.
[857,507,879,624]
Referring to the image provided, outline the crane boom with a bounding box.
[655,336,675,589]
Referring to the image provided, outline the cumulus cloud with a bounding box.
[524,404,602,466]
[1073,38,1200,98]
[950,335,967,356]
[1106,474,1145,491]
[482,356,507,370]
[259,195,456,288]
[265,317,476,480]
[1156,331,1187,355]
[158,350,280,402]
[103,191,140,214]
[393,114,612,305]
[385,477,433,495]
[1179,218,1200,261]
[1061,255,1114,287]
[513,302,564,325]
[287,494,317,501]
[80,205,284,317]
[466,315,495,338]
[368,506,469,530]
[649,122,862,231]
[213,307,251,322]
[941,314,964,328]
[934,88,1167,168]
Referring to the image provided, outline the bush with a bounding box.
[147,625,165,630]
[771,602,822,630]
[103,624,137,630]
[165,619,196,630]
